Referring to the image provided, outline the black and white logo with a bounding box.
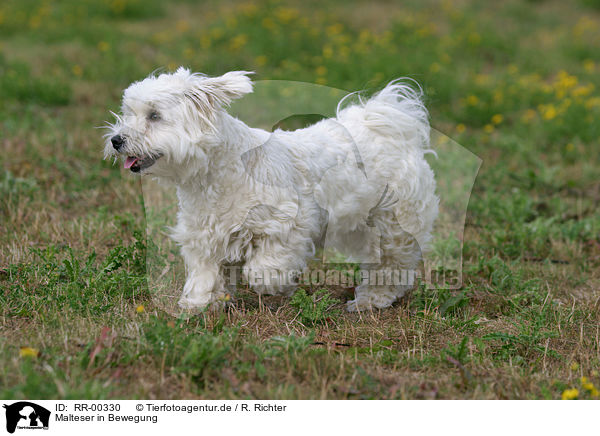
[3,402,50,434]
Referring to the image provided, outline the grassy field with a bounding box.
[1,0,600,399]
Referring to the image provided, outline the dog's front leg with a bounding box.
[178,248,225,309]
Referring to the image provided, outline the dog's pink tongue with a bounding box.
[124,157,138,169]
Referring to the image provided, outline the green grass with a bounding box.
[1,0,600,399]
[290,289,341,326]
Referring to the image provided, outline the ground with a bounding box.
[1,0,600,399]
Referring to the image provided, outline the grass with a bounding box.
[1,0,600,399]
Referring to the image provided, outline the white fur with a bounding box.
[105,68,438,311]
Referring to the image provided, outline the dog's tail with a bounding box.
[336,79,432,153]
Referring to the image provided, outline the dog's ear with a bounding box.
[184,70,254,111]
[204,71,254,105]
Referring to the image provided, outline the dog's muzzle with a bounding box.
[110,135,162,172]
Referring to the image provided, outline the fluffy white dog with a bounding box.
[105,68,438,311]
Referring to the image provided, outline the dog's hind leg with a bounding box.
[242,231,312,297]
[346,214,423,312]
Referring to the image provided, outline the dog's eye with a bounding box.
[148,111,160,121]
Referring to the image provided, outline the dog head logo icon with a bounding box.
[3,402,50,434]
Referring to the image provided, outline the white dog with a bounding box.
[105,68,438,311]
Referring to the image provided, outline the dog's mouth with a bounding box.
[123,154,162,172]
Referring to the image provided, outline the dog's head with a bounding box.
[104,67,253,177]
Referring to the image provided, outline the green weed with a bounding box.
[290,289,340,325]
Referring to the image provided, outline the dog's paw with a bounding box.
[346,298,372,312]
[346,296,393,312]
[179,274,216,309]
[178,296,210,310]
[178,290,233,311]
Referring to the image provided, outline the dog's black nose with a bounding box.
[111,135,125,150]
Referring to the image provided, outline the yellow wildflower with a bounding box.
[474,74,490,86]
[29,15,42,29]
[585,97,600,109]
[136,305,145,313]
[491,114,504,125]
[316,66,327,76]
[72,65,82,77]
[581,377,598,396]
[562,388,579,400]
[326,23,343,36]
[571,84,594,98]
[110,0,125,14]
[541,105,557,120]
[554,70,578,98]
[565,143,574,152]
[229,34,248,51]
[436,135,448,146]
[97,41,109,52]
[261,17,275,30]
[558,71,578,87]
[359,29,371,42]
[573,17,596,37]
[583,59,595,73]
[465,95,479,106]
[239,3,258,16]
[255,55,267,67]
[570,361,580,371]
[582,382,595,391]
[274,7,299,23]
[20,347,40,359]
[456,123,466,134]
[484,124,494,134]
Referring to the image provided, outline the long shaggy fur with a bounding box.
[105,68,438,311]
